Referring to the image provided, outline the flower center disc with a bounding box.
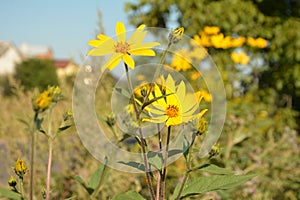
[114,42,130,54]
[166,105,179,118]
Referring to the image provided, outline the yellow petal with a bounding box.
[123,54,135,69]
[101,54,122,72]
[143,116,166,123]
[116,21,126,42]
[130,49,156,56]
[128,24,146,44]
[88,40,102,47]
[165,74,176,92]
[97,34,110,41]
[166,116,182,126]
[176,81,186,103]
[87,38,115,56]
[135,31,147,44]
[131,42,160,50]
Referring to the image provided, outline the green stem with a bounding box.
[124,64,156,200]
[46,109,53,200]
[30,112,38,200]
[161,126,171,200]
[90,156,108,199]
[175,133,197,200]
[19,177,24,197]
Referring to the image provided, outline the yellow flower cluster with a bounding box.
[194,26,246,49]
[231,51,250,65]
[247,37,268,48]
[194,26,268,50]
[33,86,61,113]
[170,46,207,72]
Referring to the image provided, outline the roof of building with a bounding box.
[54,60,70,69]
[0,41,22,58]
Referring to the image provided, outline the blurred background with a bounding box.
[0,0,300,199]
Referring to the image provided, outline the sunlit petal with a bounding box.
[123,54,135,69]
[128,24,146,44]
[116,21,126,42]
[130,49,156,56]
[101,54,122,72]
[87,39,115,56]
[131,42,160,50]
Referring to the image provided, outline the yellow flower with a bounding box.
[204,26,220,35]
[247,37,268,48]
[34,89,53,112]
[143,74,207,127]
[195,89,212,103]
[231,37,246,48]
[231,51,250,65]
[88,21,160,72]
[194,33,211,47]
[210,33,225,49]
[33,86,62,112]
[170,49,192,71]
[14,158,27,178]
[190,71,201,81]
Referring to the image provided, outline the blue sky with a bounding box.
[0,0,133,63]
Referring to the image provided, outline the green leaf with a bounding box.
[172,174,256,199]
[72,175,94,195]
[115,87,131,99]
[112,190,145,200]
[118,161,145,172]
[147,151,163,170]
[168,149,182,157]
[88,159,107,190]
[58,124,73,132]
[0,187,24,200]
[183,135,190,160]
[17,117,30,128]
[195,164,235,175]
[118,133,133,143]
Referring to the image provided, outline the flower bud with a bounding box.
[209,143,220,158]
[197,118,207,135]
[106,113,116,127]
[14,158,27,179]
[8,176,17,187]
[168,27,184,44]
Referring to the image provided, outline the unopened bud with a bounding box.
[168,27,184,44]
[8,176,17,187]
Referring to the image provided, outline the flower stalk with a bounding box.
[124,63,156,200]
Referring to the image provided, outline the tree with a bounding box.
[15,58,59,91]
[125,0,300,111]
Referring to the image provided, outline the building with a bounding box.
[0,41,22,75]
[55,59,79,77]
[19,43,53,60]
